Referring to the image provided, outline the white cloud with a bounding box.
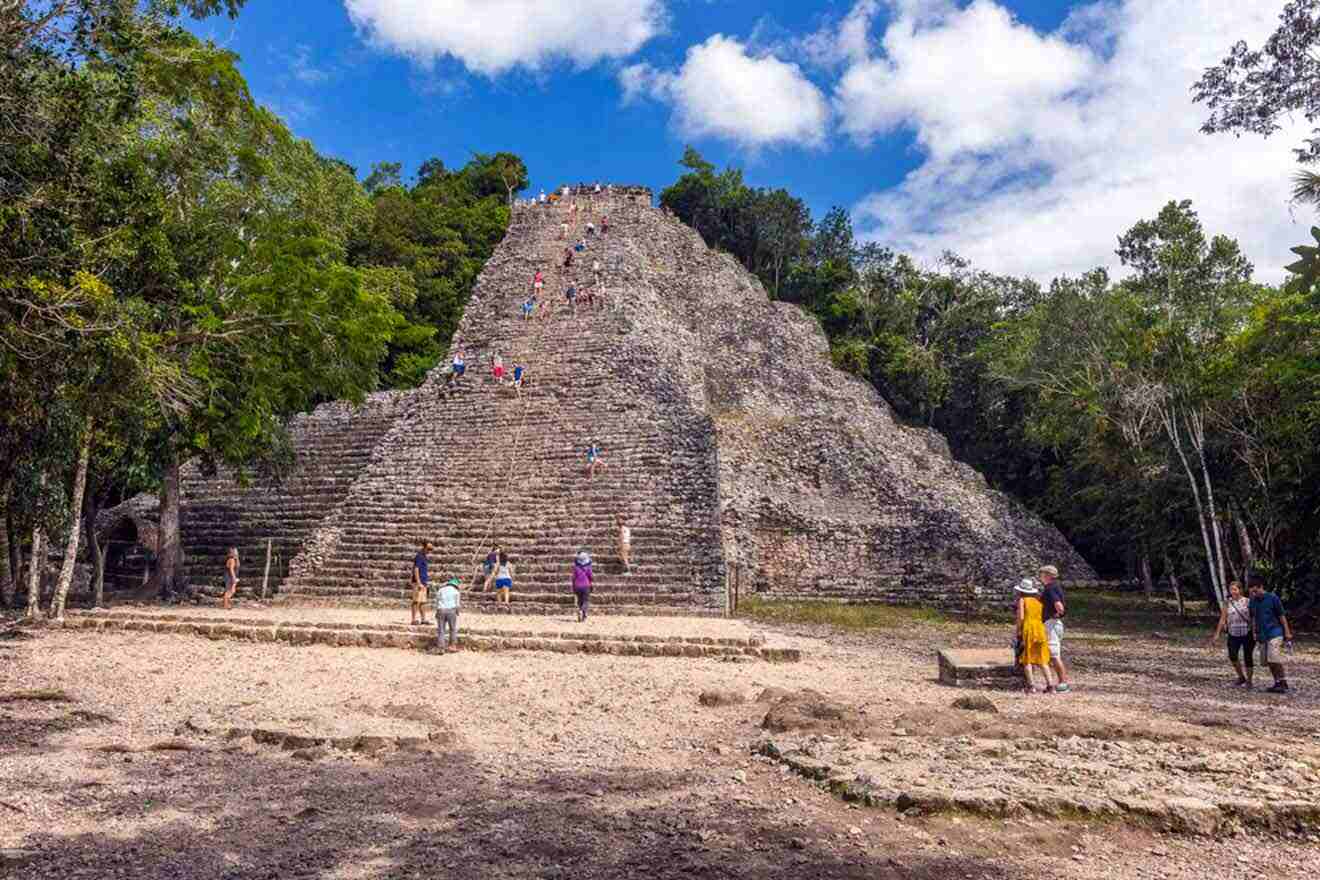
[837,0,1308,283]
[343,0,666,75]
[621,35,830,149]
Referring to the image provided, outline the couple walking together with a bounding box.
[1015,564,1071,694]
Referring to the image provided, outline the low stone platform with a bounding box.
[57,607,801,662]
[936,648,1018,687]
[271,593,727,618]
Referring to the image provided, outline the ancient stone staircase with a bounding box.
[271,189,724,614]
[180,391,418,592]
[179,184,1093,616]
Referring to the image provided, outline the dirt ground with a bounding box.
[2,603,1319,879]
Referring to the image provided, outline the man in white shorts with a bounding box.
[1039,564,1070,693]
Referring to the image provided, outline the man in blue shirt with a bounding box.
[1248,578,1294,693]
[411,541,432,627]
[1038,565,1071,693]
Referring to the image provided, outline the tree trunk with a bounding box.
[0,499,10,609]
[1139,554,1154,600]
[1161,405,1225,608]
[1164,554,1185,618]
[85,502,105,609]
[148,451,183,598]
[5,511,19,609]
[26,526,44,619]
[50,417,92,620]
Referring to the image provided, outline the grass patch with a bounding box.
[738,596,951,630]
[0,688,72,704]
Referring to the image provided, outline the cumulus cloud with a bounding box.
[621,35,830,149]
[836,0,1308,282]
[343,0,666,75]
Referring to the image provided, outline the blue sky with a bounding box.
[193,1,1302,282]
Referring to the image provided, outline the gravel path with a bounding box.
[2,613,1317,878]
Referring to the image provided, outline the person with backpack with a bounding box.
[564,284,578,315]
[493,551,514,609]
[572,550,594,622]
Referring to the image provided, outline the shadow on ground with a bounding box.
[8,744,1013,880]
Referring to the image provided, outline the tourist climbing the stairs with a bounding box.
[565,284,578,315]
[616,515,632,572]
[481,544,500,591]
[492,351,505,384]
[585,219,596,237]
[560,219,569,239]
[443,350,466,389]
[586,442,606,480]
[512,362,526,397]
[572,550,594,622]
[563,246,574,268]
[600,215,609,235]
[592,258,602,289]
[411,541,433,627]
[493,552,514,609]
[574,237,587,253]
[434,577,462,653]
[521,295,536,321]
[569,200,578,231]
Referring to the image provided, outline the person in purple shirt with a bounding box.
[1038,564,1071,693]
[572,550,594,623]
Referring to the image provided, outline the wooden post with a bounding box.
[260,539,273,601]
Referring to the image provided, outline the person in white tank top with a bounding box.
[617,514,632,572]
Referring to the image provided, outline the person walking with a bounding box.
[1038,564,1070,693]
[1015,579,1051,694]
[616,515,632,572]
[435,577,462,652]
[572,550,594,622]
[1249,577,1295,693]
[411,541,432,626]
[1210,580,1255,687]
[492,351,505,384]
[222,547,239,609]
[512,363,526,397]
[493,551,514,609]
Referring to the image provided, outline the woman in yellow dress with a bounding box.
[1015,579,1051,693]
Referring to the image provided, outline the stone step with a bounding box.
[60,612,798,660]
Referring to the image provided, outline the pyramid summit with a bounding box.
[179,186,1091,613]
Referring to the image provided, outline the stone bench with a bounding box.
[937,648,1018,687]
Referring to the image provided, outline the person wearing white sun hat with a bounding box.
[1014,578,1051,694]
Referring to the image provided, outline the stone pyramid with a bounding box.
[180,186,1091,614]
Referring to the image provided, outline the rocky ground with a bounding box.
[2,603,1318,879]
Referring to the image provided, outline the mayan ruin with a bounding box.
[177,186,1089,615]
[6,2,1320,878]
